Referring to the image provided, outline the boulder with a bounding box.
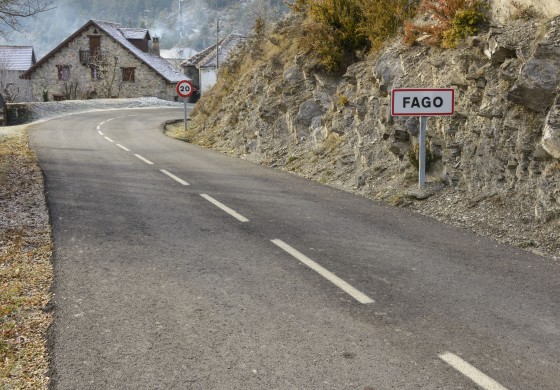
[507,59,560,111]
[297,99,324,128]
[542,97,560,159]
[373,46,404,96]
[507,20,560,111]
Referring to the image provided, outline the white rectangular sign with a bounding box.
[392,88,455,116]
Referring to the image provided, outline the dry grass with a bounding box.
[0,128,53,389]
[164,120,217,149]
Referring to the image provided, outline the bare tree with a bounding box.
[0,55,29,102]
[0,0,56,37]
[89,51,124,98]
[62,80,79,100]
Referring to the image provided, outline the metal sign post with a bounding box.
[183,98,188,132]
[391,88,455,188]
[419,116,427,187]
[176,79,195,132]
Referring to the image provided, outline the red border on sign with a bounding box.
[391,88,455,116]
[176,80,194,98]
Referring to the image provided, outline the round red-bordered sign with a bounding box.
[176,80,194,98]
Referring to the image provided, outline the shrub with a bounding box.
[337,93,349,106]
[510,1,540,21]
[254,16,267,38]
[404,0,487,47]
[291,0,418,72]
[302,0,368,72]
[358,0,418,51]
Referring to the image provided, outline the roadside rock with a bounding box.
[507,16,560,112]
[542,97,560,158]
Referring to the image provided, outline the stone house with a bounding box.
[20,20,186,101]
[181,33,245,98]
[0,46,36,102]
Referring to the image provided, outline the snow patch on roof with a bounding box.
[182,33,245,69]
[0,46,36,71]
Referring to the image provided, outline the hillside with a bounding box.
[174,3,560,259]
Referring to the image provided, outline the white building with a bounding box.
[181,33,245,99]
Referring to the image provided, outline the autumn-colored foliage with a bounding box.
[404,0,487,47]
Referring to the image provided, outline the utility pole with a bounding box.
[216,0,220,70]
[216,18,220,70]
[179,0,184,37]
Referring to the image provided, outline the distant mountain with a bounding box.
[1,0,288,57]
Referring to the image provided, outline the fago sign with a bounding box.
[392,88,454,116]
[391,88,455,188]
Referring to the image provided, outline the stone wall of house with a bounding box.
[28,26,177,102]
[491,0,560,21]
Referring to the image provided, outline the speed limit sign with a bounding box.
[176,80,194,98]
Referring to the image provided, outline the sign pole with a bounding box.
[419,116,427,188]
[183,97,188,132]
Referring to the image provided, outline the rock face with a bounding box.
[188,14,560,257]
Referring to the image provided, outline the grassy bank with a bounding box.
[0,127,52,389]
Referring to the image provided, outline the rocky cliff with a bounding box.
[179,13,560,259]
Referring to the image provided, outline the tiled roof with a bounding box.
[20,20,185,84]
[182,33,245,69]
[0,46,36,71]
[93,20,184,83]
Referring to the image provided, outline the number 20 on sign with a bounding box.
[391,88,455,188]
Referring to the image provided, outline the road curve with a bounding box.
[29,108,559,390]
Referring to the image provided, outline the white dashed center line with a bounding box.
[439,352,509,390]
[134,154,154,165]
[117,144,130,152]
[104,136,114,143]
[160,169,189,186]
[200,194,249,222]
[271,239,375,304]
[98,130,104,136]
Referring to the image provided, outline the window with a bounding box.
[90,65,101,81]
[89,36,101,55]
[122,67,135,82]
[57,65,70,81]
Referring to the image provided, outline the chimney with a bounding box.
[152,36,160,56]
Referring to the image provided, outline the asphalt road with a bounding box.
[29,108,559,389]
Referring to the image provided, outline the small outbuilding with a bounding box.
[181,33,245,97]
[0,46,36,102]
